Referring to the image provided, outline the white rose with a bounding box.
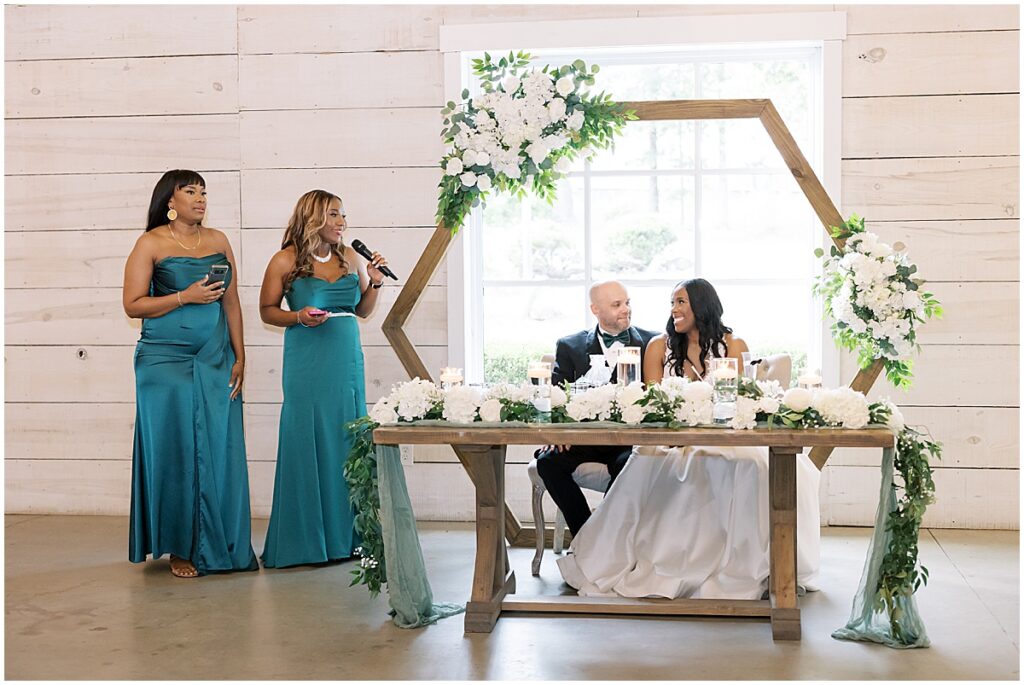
[758,396,781,415]
[502,75,521,94]
[783,387,812,412]
[474,150,490,166]
[476,174,492,191]
[555,75,575,97]
[445,157,464,176]
[462,149,477,167]
[460,171,478,187]
[681,381,713,404]
[547,97,567,122]
[566,110,585,131]
[881,399,905,432]
[550,385,567,408]
[621,404,646,425]
[479,398,503,423]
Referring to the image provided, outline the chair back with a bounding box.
[541,353,555,365]
[758,354,792,389]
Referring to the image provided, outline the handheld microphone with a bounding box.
[350,239,398,281]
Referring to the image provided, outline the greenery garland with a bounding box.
[344,416,386,597]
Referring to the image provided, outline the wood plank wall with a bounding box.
[5,4,1019,528]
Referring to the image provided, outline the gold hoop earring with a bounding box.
[167,208,178,221]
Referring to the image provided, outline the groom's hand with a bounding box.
[542,444,571,453]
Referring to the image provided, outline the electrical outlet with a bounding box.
[399,445,414,466]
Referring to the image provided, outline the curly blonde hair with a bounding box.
[281,189,348,292]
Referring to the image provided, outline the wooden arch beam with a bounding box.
[382,99,885,546]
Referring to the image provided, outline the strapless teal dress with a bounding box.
[262,273,365,567]
[129,253,258,575]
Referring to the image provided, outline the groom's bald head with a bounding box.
[589,281,631,335]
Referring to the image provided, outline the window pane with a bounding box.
[482,285,586,384]
[591,120,696,172]
[621,284,673,340]
[700,119,788,170]
[714,281,811,381]
[587,62,697,101]
[591,175,696,281]
[699,174,814,281]
[699,59,813,157]
[480,177,584,281]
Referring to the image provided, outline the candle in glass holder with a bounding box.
[796,370,823,390]
[439,367,463,389]
[709,358,739,425]
[615,346,641,385]
[527,361,553,416]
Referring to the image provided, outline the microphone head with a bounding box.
[350,239,371,258]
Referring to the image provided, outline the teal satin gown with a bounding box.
[262,273,365,568]
[129,253,259,575]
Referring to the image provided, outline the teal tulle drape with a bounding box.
[832,446,930,649]
[375,444,465,628]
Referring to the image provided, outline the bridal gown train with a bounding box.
[558,356,821,600]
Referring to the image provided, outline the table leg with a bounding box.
[461,444,515,633]
[769,446,801,641]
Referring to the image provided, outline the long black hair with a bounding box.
[665,278,733,378]
[145,169,206,231]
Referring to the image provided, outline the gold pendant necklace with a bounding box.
[169,224,201,250]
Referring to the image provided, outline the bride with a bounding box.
[558,278,821,600]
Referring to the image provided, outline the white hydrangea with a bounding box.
[730,397,759,430]
[369,397,399,424]
[812,387,870,429]
[681,381,713,404]
[442,385,484,423]
[393,378,442,421]
[621,404,646,425]
[616,382,645,409]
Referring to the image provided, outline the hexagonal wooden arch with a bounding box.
[382,99,885,547]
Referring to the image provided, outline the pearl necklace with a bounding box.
[312,248,333,264]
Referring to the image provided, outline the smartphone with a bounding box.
[206,264,229,285]
[308,309,328,318]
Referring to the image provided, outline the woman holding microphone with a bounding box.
[259,189,388,568]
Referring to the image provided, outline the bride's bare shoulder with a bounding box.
[646,334,668,352]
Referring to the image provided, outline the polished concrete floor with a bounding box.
[4,514,1019,680]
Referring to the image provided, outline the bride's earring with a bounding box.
[167,208,178,221]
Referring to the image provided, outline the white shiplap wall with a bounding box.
[4,4,1019,528]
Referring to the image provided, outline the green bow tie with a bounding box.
[600,330,630,347]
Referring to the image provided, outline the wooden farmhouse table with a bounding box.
[372,424,895,641]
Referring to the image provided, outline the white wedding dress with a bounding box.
[557,352,821,600]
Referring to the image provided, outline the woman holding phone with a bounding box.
[122,169,258,578]
[259,189,388,568]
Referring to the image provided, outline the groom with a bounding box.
[536,280,657,536]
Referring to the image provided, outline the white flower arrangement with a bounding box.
[815,215,942,388]
[437,51,633,233]
[368,376,901,435]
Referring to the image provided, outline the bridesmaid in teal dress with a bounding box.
[123,169,258,578]
[259,189,388,568]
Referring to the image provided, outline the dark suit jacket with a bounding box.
[552,325,658,386]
